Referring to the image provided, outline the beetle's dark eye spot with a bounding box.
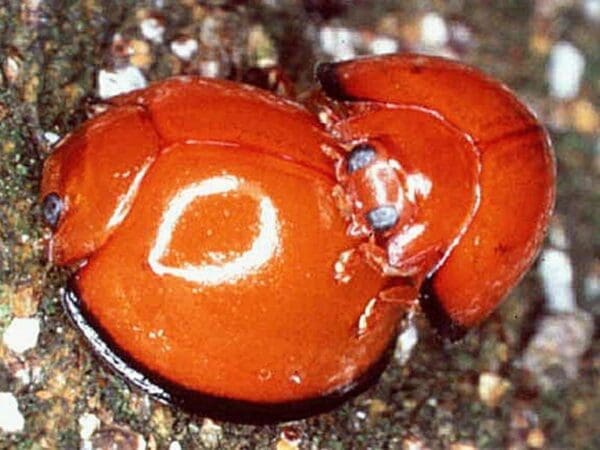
[366,205,398,232]
[42,193,63,229]
[347,144,377,173]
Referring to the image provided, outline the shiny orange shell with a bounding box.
[42,77,404,421]
[40,54,555,421]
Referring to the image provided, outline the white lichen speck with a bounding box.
[140,17,165,44]
[420,12,449,48]
[394,317,419,364]
[538,248,577,313]
[547,41,585,100]
[199,418,223,449]
[78,413,100,440]
[171,38,199,61]
[369,36,398,55]
[0,392,25,433]
[43,131,61,146]
[98,66,147,99]
[319,26,357,61]
[3,317,40,354]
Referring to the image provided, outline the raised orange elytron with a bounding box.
[41,54,555,422]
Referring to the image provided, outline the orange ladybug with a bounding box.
[40,54,555,422]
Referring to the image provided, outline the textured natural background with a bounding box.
[0,1,598,449]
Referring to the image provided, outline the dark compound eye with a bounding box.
[366,205,399,232]
[42,193,63,229]
[347,144,377,173]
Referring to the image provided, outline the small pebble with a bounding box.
[7,285,38,318]
[43,131,61,146]
[319,26,357,61]
[110,33,134,60]
[521,312,593,390]
[276,439,299,450]
[394,318,418,364]
[14,367,31,385]
[547,220,569,249]
[0,392,25,433]
[280,425,301,443]
[168,442,182,450]
[420,12,449,48]
[276,429,301,450]
[140,17,165,44]
[98,66,147,99]
[170,38,199,61]
[403,437,427,450]
[538,248,577,313]
[200,16,221,47]
[129,39,152,69]
[199,418,222,449]
[369,36,399,55]
[570,400,587,418]
[571,99,600,134]
[478,372,510,408]
[582,0,600,22]
[79,413,100,440]
[3,317,40,354]
[22,0,43,25]
[368,398,389,420]
[91,427,146,450]
[15,366,41,386]
[449,444,477,450]
[247,24,277,67]
[449,23,473,49]
[547,41,585,100]
[526,428,546,448]
[198,60,222,78]
[3,55,21,84]
[530,32,552,56]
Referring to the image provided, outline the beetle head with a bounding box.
[40,105,160,265]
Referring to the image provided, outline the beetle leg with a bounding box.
[355,238,433,279]
[387,245,445,281]
[355,240,399,277]
[356,283,418,338]
[333,248,360,283]
[379,284,419,307]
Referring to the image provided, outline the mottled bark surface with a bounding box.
[0,1,598,449]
